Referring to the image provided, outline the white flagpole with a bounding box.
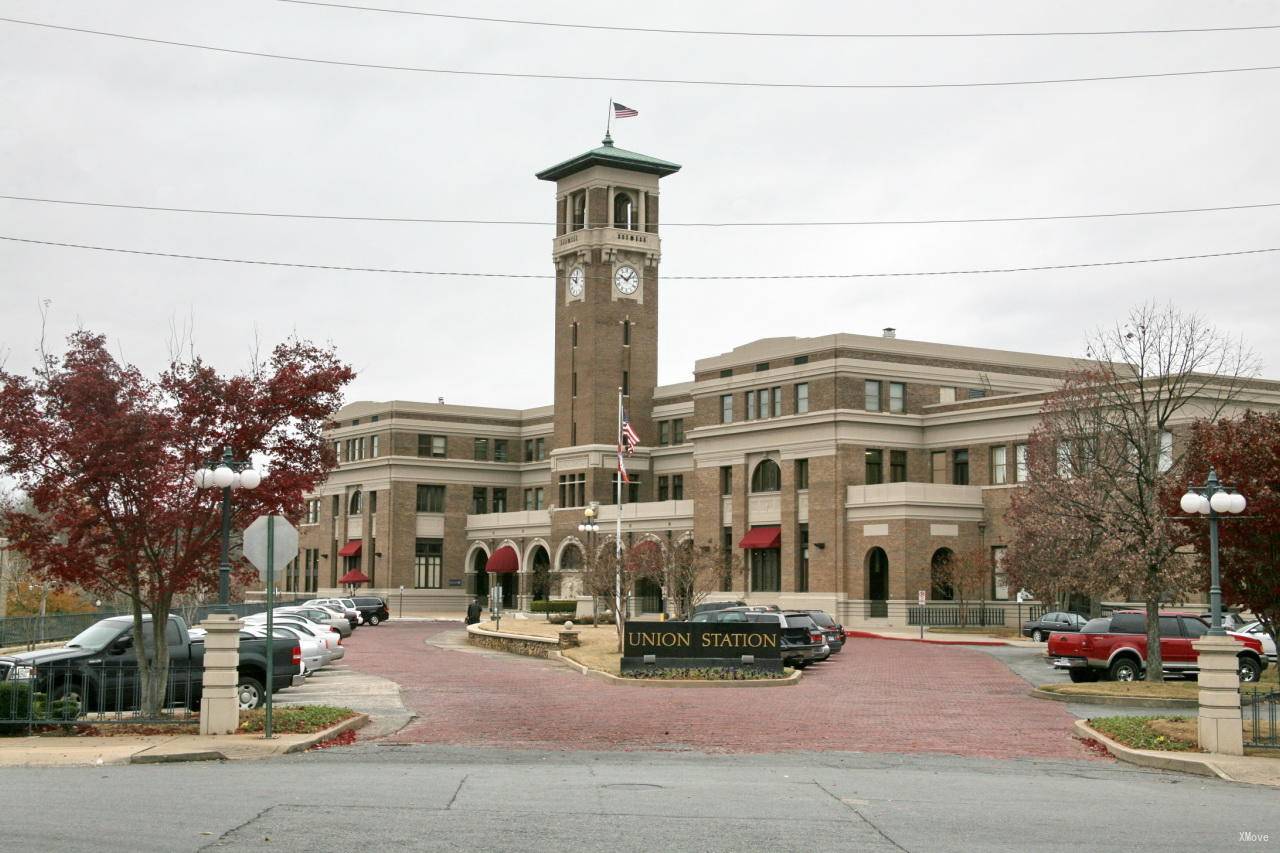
[615,387,624,627]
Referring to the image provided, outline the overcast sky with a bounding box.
[2,0,1278,409]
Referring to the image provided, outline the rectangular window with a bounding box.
[889,382,905,413]
[474,438,489,461]
[558,474,586,508]
[672,474,684,500]
[758,388,770,419]
[721,526,734,591]
[931,451,948,484]
[772,386,782,418]
[534,487,544,510]
[623,319,631,345]
[658,475,669,501]
[795,382,809,414]
[305,499,320,524]
[797,523,809,592]
[472,487,487,515]
[494,439,508,462]
[535,437,546,460]
[524,439,534,462]
[369,491,378,515]
[953,449,970,486]
[755,362,770,372]
[865,449,884,485]
[865,380,882,412]
[890,450,907,483]
[744,390,755,421]
[794,355,809,365]
[622,370,629,396]
[524,488,535,511]
[750,547,781,593]
[332,495,340,517]
[719,368,733,378]
[416,484,444,513]
[1015,443,1029,482]
[721,394,733,424]
[968,388,987,400]
[418,434,446,458]
[658,421,670,446]
[720,465,732,495]
[492,488,507,513]
[992,546,1009,600]
[672,418,685,444]
[612,474,641,504]
[415,539,442,589]
[370,434,379,457]
[333,440,342,463]
[991,445,1008,485]
[795,458,809,490]
[1158,430,1174,473]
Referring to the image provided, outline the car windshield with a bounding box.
[65,621,128,650]
[783,615,816,630]
[807,612,835,628]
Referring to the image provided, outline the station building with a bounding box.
[293,136,1278,626]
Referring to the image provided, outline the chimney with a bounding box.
[882,327,896,339]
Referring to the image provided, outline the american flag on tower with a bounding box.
[621,417,640,455]
[612,102,639,118]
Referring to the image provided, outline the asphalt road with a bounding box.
[3,745,1272,852]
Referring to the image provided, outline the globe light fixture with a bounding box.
[194,448,262,610]
[1180,468,1247,637]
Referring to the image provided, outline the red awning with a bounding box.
[485,545,519,574]
[338,540,362,558]
[338,569,370,585]
[739,526,782,549]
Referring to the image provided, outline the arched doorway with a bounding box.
[530,546,551,602]
[931,548,955,601]
[866,548,889,618]
[471,548,489,600]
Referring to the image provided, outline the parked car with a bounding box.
[798,610,845,653]
[1238,622,1278,663]
[242,624,328,675]
[303,598,360,629]
[1022,611,1088,642]
[1199,611,1245,632]
[748,611,829,667]
[1047,610,1268,683]
[243,614,345,663]
[351,596,391,626]
[690,600,746,617]
[277,606,352,637]
[0,614,301,711]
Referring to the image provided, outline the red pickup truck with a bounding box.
[1047,610,1267,683]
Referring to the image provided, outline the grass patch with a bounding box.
[477,618,624,674]
[1089,716,1198,751]
[238,705,357,734]
[928,627,1022,639]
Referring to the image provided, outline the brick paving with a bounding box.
[340,621,1097,760]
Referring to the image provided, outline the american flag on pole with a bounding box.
[617,449,631,484]
[612,101,638,118]
[621,417,640,455]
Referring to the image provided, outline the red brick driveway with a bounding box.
[341,621,1095,760]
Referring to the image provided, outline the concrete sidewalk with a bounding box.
[1075,720,1280,788]
[0,714,366,767]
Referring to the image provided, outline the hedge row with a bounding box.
[528,600,577,614]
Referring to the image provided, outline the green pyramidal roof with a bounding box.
[536,136,681,182]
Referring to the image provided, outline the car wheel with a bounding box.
[1238,656,1262,683]
[237,675,265,710]
[1032,629,1046,643]
[1068,669,1098,683]
[368,614,380,626]
[1108,658,1142,682]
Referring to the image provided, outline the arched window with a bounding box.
[866,548,889,600]
[930,548,955,601]
[571,192,586,230]
[750,459,781,493]
[613,192,635,230]
[558,543,583,572]
[348,489,362,515]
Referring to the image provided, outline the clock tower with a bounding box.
[536,135,681,505]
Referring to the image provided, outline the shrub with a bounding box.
[529,600,577,614]
[0,681,34,734]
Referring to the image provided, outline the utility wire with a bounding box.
[4,192,1280,227]
[2,234,1276,279]
[280,0,1280,39]
[4,17,1280,89]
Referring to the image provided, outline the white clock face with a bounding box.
[614,265,640,295]
[567,267,585,298]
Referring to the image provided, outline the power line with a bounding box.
[5,193,1280,228]
[5,17,1280,89]
[2,233,1276,279]
[281,0,1280,39]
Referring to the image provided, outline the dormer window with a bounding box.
[613,192,637,230]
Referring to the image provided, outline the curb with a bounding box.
[127,712,369,764]
[130,749,225,765]
[1072,720,1230,781]
[1031,688,1198,710]
[845,630,1010,647]
[282,711,369,754]
[549,652,803,688]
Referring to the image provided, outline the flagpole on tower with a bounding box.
[605,97,613,143]
[615,386,624,626]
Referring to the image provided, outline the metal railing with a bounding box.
[908,605,1008,627]
[0,660,199,731]
[0,603,270,649]
[1245,688,1279,750]
[866,600,888,618]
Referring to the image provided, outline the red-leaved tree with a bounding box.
[1176,411,1280,645]
[0,331,354,714]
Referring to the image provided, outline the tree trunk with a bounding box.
[1144,596,1164,683]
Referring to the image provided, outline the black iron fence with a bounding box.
[0,660,199,731]
[908,605,1008,627]
[1245,688,1279,750]
[0,603,270,649]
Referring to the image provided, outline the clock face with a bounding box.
[567,267,585,298]
[614,265,640,295]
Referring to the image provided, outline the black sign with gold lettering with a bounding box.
[621,622,783,673]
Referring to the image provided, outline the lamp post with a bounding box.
[578,503,600,618]
[194,447,261,612]
[1179,467,1246,637]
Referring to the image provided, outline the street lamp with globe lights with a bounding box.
[1179,467,1246,637]
[195,447,261,611]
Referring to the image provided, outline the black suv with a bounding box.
[691,608,827,668]
[352,596,391,625]
[799,610,845,654]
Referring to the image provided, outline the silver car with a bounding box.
[277,606,352,637]
[245,614,345,662]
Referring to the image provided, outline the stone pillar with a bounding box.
[1194,635,1244,755]
[199,614,242,736]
